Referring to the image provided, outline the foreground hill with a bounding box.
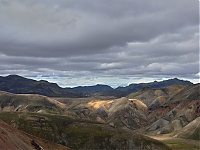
[0,112,170,150]
[0,75,84,97]
[0,119,69,150]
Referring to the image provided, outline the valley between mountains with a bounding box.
[0,75,199,149]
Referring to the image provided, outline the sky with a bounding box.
[0,0,199,87]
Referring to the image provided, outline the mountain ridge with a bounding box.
[0,75,194,98]
[0,75,84,98]
[67,84,113,93]
[0,79,198,149]
[116,78,192,94]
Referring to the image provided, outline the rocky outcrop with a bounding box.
[148,118,169,131]
[145,84,200,136]
[173,117,200,140]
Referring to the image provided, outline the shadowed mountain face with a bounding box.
[0,75,84,98]
[67,84,113,92]
[116,78,192,94]
[67,78,192,97]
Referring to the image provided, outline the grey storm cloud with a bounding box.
[0,0,199,86]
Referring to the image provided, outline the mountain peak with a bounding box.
[7,74,25,79]
[0,75,84,98]
[69,84,113,93]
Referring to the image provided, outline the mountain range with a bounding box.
[67,84,113,92]
[0,83,198,149]
[0,74,199,149]
[0,75,193,98]
[116,78,192,93]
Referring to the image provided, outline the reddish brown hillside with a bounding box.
[0,119,69,150]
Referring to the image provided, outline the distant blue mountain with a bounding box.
[0,75,193,98]
[116,78,192,93]
[67,78,192,97]
[67,84,113,93]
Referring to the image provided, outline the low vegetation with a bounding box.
[163,140,199,150]
[0,112,170,149]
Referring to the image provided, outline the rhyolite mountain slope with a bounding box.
[0,119,69,150]
[67,85,197,130]
[127,85,186,108]
[0,83,198,134]
[58,84,200,135]
[2,83,194,132]
[0,91,148,129]
[0,91,66,114]
[172,117,200,140]
[0,75,84,97]
[145,84,200,137]
[56,97,149,129]
[0,91,171,149]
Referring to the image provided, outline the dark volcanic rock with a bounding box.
[0,75,84,97]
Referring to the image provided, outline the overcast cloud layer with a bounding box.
[0,0,199,87]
